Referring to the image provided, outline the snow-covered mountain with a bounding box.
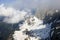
[0,3,60,40]
[13,16,51,40]
[0,4,52,40]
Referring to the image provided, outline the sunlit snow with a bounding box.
[13,16,51,40]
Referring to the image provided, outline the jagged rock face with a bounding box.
[35,9,60,24]
[0,22,20,40]
[35,9,56,20]
[13,16,51,40]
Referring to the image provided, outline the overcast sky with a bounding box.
[0,0,60,10]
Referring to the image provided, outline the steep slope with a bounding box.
[13,16,51,40]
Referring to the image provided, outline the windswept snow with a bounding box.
[13,16,51,40]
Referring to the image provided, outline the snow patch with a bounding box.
[13,16,51,40]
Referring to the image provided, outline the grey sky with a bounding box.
[0,0,60,10]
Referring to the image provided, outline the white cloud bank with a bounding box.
[0,4,31,24]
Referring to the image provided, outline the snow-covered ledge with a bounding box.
[13,16,51,40]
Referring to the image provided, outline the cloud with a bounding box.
[1,0,40,9]
[1,0,60,10]
[35,0,60,19]
[0,0,60,23]
[0,4,31,24]
[4,0,60,9]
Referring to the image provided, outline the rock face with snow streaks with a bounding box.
[13,16,51,40]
